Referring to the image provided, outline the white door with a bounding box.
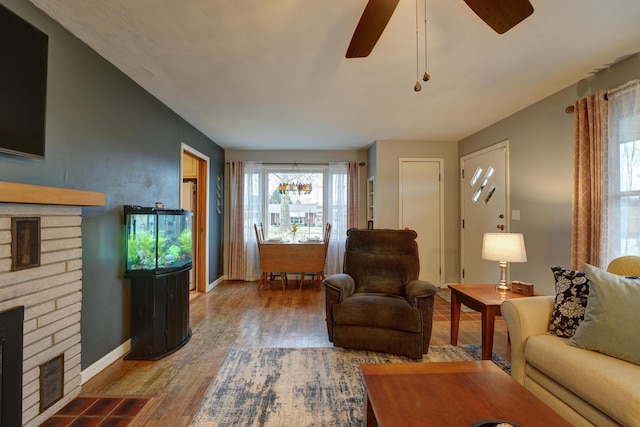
[461,142,509,284]
[399,158,444,286]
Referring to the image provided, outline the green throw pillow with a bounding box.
[568,264,640,365]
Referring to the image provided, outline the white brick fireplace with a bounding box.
[0,181,104,427]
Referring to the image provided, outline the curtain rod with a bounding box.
[565,92,609,114]
[607,79,640,97]
[226,161,366,166]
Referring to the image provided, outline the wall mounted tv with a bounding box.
[0,4,48,159]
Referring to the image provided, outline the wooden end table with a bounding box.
[361,361,571,426]
[448,284,541,360]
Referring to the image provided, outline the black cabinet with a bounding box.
[126,267,191,360]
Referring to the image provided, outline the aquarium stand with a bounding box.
[126,266,191,360]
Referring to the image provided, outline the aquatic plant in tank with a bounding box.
[124,205,193,275]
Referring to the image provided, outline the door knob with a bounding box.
[499,214,504,219]
[496,224,504,230]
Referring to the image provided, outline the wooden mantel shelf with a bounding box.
[0,181,105,206]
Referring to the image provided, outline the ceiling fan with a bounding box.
[345,0,534,58]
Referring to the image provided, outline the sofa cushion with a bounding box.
[333,293,422,332]
[525,334,640,426]
[548,265,590,338]
[568,264,640,365]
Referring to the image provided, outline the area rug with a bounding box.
[190,345,510,426]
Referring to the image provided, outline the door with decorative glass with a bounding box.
[460,141,509,284]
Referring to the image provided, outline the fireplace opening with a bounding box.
[0,306,24,427]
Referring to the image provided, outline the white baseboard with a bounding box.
[207,275,225,292]
[81,339,131,384]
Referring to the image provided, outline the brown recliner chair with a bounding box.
[323,228,438,359]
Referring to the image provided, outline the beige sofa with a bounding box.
[502,296,640,427]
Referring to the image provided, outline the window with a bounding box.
[232,161,353,281]
[605,81,640,261]
[611,115,640,255]
[265,167,325,240]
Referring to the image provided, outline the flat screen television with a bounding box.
[0,4,48,159]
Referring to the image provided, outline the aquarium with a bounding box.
[124,205,193,275]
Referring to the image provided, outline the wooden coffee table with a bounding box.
[448,284,541,360]
[361,361,571,427]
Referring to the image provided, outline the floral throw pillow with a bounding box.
[548,265,590,338]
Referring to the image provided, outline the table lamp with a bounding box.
[481,233,527,292]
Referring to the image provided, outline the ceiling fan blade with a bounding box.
[464,0,534,34]
[346,0,400,58]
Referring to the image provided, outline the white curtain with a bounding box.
[228,161,263,281]
[326,162,355,275]
[603,80,640,264]
[243,161,263,281]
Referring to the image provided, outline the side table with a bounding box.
[448,284,541,360]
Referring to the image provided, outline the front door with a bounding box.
[461,142,509,284]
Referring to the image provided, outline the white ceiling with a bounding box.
[29,0,640,150]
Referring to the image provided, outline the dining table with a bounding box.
[258,238,327,290]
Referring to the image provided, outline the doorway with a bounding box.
[398,158,444,286]
[181,144,210,293]
[460,141,509,284]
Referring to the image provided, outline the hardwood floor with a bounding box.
[79,280,511,426]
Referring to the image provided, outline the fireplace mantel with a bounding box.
[0,181,105,206]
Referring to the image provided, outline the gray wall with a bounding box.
[459,53,640,295]
[0,0,225,367]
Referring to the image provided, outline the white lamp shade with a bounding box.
[481,233,527,263]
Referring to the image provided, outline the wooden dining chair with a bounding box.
[299,223,332,289]
[257,222,266,241]
[254,223,287,290]
[256,222,274,282]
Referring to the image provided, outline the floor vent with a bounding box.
[40,354,64,413]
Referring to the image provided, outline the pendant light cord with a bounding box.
[414,0,421,91]
[423,0,430,82]
[424,0,427,75]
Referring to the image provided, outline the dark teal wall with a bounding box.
[0,0,225,367]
